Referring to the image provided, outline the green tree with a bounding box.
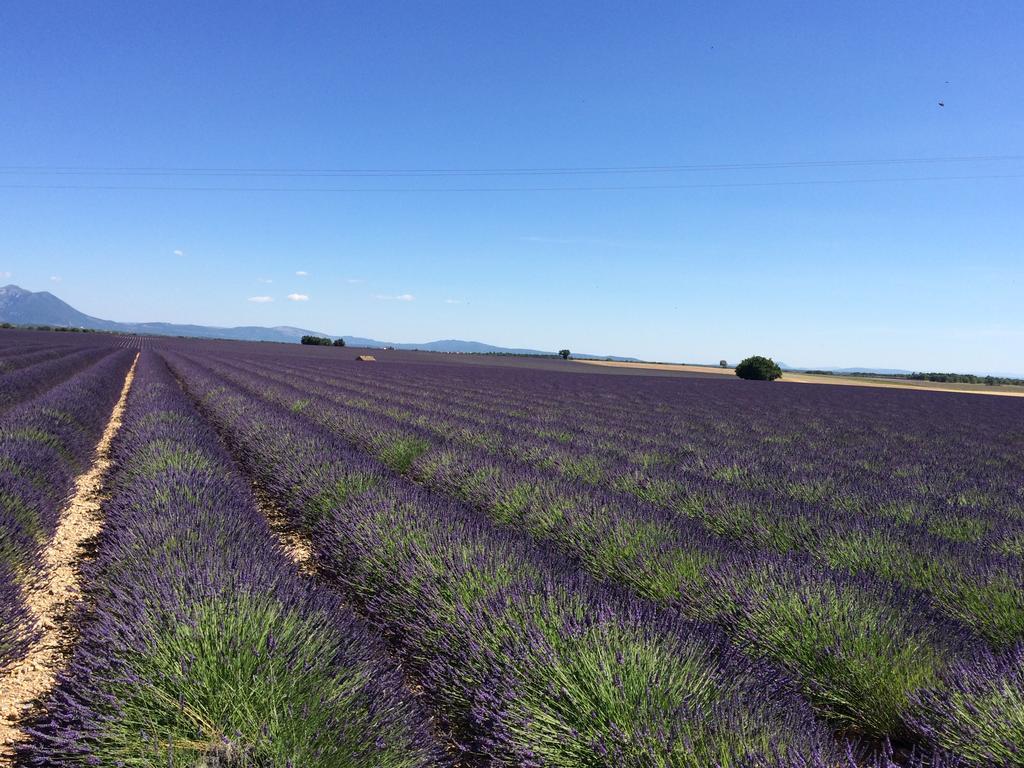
[332,338,346,347]
[300,335,332,346]
[558,349,571,360]
[735,356,783,381]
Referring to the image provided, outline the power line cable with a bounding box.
[0,154,1021,178]
[1,172,1022,193]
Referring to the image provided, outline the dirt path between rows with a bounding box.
[252,484,316,577]
[0,353,138,762]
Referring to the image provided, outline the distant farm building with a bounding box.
[356,355,377,362]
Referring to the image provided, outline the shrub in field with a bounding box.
[823,527,1024,648]
[715,557,956,738]
[930,567,1024,649]
[456,586,824,766]
[300,334,333,345]
[374,433,431,473]
[912,644,1024,767]
[56,585,437,767]
[735,356,783,381]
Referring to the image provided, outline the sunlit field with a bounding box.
[2,329,1021,767]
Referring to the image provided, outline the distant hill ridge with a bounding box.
[0,284,637,360]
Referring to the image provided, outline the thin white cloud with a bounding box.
[49,275,62,282]
[444,298,466,304]
[257,277,273,284]
[248,296,274,303]
[173,249,185,257]
[295,270,308,277]
[346,278,364,284]
[374,293,415,302]
[0,271,11,278]
[287,293,309,301]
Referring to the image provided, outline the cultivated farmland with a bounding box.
[1,330,1022,767]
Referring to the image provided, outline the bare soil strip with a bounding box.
[0,353,139,762]
[577,359,1024,397]
[252,484,316,577]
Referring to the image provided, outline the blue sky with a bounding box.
[1,1,1022,373]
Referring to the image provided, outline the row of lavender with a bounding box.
[23,352,444,766]
[169,348,1021,766]
[0,348,133,670]
[244,353,1024,553]
[0,345,81,374]
[220,350,1024,532]
[0,346,117,416]
[162,349,971,767]
[263,351,1023,532]
[222,354,1023,649]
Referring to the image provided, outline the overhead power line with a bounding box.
[1,172,1022,193]
[0,154,1021,178]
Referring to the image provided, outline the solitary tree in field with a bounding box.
[719,359,728,368]
[558,349,571,360]
[735,356,782,381]
[333,338,346,347]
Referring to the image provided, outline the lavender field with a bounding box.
[1,329,1022,767]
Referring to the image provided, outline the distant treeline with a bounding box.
[802,367,1024,386]
[0,323,297,344]
[473,351,572,359]
[0,322,99,333]
[907,372,1024,386]
[300,335,346,347]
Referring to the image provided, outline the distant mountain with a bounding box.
[338,336,551,354]
[346,337,632,359]
[0,285,322,343]
[0,285,637,360]
[0,284,107,329]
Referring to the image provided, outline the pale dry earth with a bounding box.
[253,484,316,577]
[0,354,138,762]
[577,359,1024,397]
